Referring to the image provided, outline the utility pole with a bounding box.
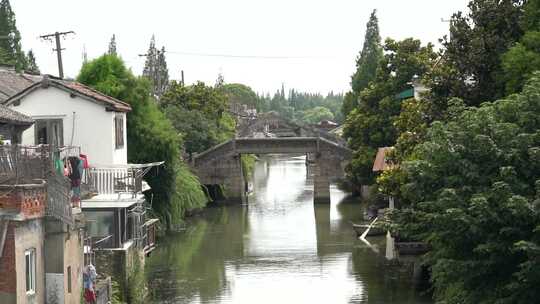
[39,31,75,78]
[441,18,453,41]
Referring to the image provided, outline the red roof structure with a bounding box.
[372,147,394,172]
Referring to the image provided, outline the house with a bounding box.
[0,103,86,304]
[2,73,160,298]
[395,75,430,101]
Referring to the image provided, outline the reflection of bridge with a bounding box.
[193,137,352,203]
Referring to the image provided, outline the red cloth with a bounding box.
[80,154,89,169]
[84,288,96,303]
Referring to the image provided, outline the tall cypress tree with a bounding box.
[351,9,383,94]
[26,50,39,74]
[0,0,26,71]
[108,34,117,55]
[155,46,169,97]
[142,35,169,98]
[342,9,383,117]
[142,35,158,79]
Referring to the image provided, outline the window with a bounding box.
[67,266,72,293]
[114,114,124,149]
[34,119,63,146]
[25,248,36,294]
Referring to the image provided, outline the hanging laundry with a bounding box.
[68,157,81,180]
[83,264,97,303]
[54,157,63,176]
[80,153,90,169]
[68,156,83,207]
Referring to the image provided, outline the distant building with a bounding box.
[395,75,430,101]
[315,120,338,131]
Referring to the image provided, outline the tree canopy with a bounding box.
[343,38,436,186]
[342,9,383,118]
[430,0,525,107]
[160,81,235,155]
[501,0,540,94]
[387,73,540,304]
[0,0,38,72]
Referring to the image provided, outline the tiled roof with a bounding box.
[1,73,132,112]
[54,80,132,112]
[0,69,41,103]
[0,104,33,125]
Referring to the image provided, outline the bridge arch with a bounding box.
[192,137,352,204]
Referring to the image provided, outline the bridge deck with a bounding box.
[194,137,351,165]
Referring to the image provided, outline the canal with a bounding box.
[145,155,432,303]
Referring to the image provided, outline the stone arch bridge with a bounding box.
[192,137,352,204]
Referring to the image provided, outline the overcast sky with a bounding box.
[12,0,469,95]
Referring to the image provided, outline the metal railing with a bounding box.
[0,145,81,225]
[86,167,143,196]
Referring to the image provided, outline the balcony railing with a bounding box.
[84,162,163,198]
[142,219,159,255]
[86,167,143,197]
[0,145,81,225]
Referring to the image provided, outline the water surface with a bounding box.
[146,155,431,304]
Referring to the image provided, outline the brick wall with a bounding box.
[0,184,46,220]
[0,223,17,293]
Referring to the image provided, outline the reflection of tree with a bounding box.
[349,245,432,303]
[145,206,248,303]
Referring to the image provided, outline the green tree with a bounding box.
[432,0,525,106]
[0,0,27,71]
[388,73,540,304]
[342,9,383,118]
[299,106,334,124]
[78,54,207,226]
[160,81,235,155]
[343,38,436,186]
[501,0,540,94]
[222,83,260,111]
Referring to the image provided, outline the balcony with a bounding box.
[85,167,143,198]
[0,145,80,225]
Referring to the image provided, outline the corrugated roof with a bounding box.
[372,147,394,172]
[0,104,34,125]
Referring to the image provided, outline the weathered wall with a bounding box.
[14,219,46,304]
[11,87,127,166]
[63,227,84,304]
[94,243,144,301]
[0,223,17,303]
[45,219,84,304]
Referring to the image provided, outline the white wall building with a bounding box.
[3,76,130,166]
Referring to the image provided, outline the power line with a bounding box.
[39,31,75,78]
[159,50,335,60]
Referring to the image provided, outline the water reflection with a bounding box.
[146,155,431,304]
